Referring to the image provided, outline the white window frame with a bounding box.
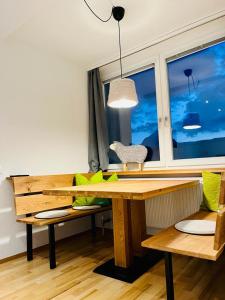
[160,34,225,167]
[102,32,225,170]
[103,57,166,170]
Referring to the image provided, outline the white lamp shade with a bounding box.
[107,78,138,108]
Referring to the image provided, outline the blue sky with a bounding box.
[130,40,225,145]
[129,68,158,145]
[168,41,225,143]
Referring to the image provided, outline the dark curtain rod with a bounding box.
[97,12,225,70]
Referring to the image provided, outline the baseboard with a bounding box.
[0,252,27,264]
[0,227,113,264]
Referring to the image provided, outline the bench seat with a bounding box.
[142,210,223,261]
[142,172,225,299]
[17,206,111,226]
[9,173,113,269]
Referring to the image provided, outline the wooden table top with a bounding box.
[43,179,199,200]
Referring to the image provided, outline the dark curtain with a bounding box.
[105,83,121,164]
[88,68,109,172]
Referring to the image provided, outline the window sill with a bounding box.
[104,167,225,178]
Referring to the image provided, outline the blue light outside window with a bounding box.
[168,40,225,159]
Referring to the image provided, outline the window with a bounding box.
[105,67,160,164]
[167,40,225,160]
[102,37,225,168]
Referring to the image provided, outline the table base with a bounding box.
[93,250,163,283]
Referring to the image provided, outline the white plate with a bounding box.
[73,205,101,210]
[35,210,69,219]
[175,220,216,235]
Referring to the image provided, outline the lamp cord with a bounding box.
[84,0,113,22]
[188,76,190,96]
[84,0,123,78]
[118,21,123,78]
[191,74,199,90]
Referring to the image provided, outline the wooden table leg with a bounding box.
[94,199,161,282]
[130,201,147,256]
[112,198,133,268]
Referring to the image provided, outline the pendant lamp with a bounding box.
[182,112,201,130]
[84,2,138,109]
[182,69,201,130]
[107,7,138,108]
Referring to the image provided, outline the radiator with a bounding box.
[97,178,203,234]
[145,180,203,233]
[120,177,203,234]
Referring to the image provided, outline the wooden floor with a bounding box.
[1,230,225,300]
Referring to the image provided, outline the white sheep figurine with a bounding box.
[110,141,147,171]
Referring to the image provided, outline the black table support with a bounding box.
[165,252,174,300]
[94,250,162,283]
[48,224,56,269]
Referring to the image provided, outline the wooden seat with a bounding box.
[17,206,111,226]
[142,210,222,260]
[142,172,225,300]
[9,174,112,269]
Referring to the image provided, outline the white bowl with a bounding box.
[175,220,216,235]
[35,210,69,219]
[73,205,101,210]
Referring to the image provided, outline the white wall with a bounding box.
[0,40,90,259]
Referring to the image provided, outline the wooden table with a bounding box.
[44,179,199,282]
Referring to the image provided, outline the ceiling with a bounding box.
[1,0,225,69]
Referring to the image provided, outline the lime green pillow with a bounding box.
[94,173,118,206]
[73,171,118,207]
[201,171,221,211]
[73,171,103,206]
[106,173,118,182]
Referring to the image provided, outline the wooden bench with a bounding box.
[9,174,112,269]
[142,172,225,300]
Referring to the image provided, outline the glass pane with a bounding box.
[168,41,225,160]
[105,68,160,164]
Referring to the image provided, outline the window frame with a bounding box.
[102,33,225,170]
[103,58,166,170]
[160,35,225,167]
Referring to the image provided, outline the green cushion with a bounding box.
[94,173,118,206]
[201,171,221,212]
[73,171,103,206]
[106,173,118,182]
[72,171,118,207]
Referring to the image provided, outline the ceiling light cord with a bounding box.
[188,76,190,96]
[84,3,124,79]
[84,0,113,22]
[118,21,123,78]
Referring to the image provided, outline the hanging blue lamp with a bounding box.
[182,69,202,130]
[182,112,201,130]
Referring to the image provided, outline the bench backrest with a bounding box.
[219,172,225,206]
[214,172,225,250]
[11,174,93,216]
